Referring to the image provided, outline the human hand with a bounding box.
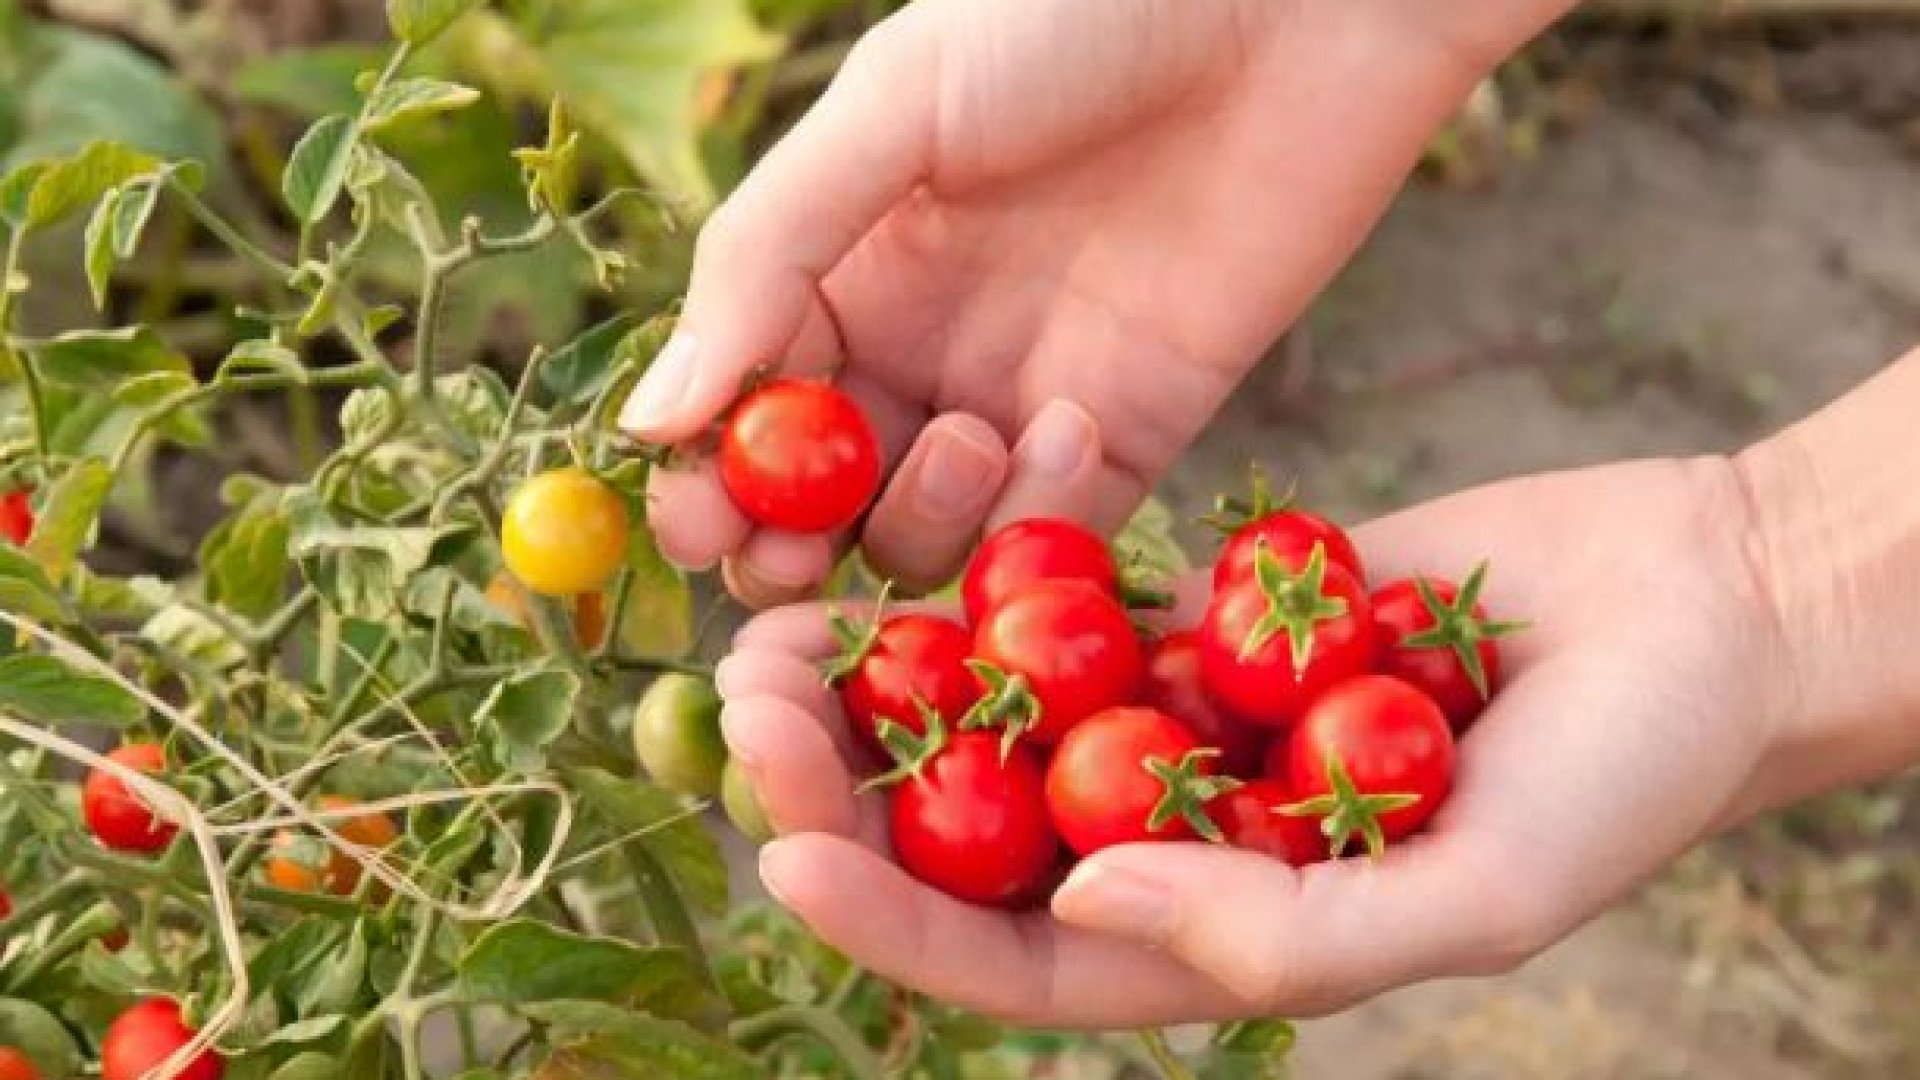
[618,0,1559,607]
[711,456,1806,1027]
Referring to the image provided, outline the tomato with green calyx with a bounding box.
[631,673,728,798]
[1206,465,1363,588]
[1207,779,1328,867]
[721,759,773,844]
[1198,541,1374,729]
[961,518,1118,625]
[871,707,1058,908]
[827,591,980,760]
[1045,706,1236,857]
[82,744,177,854]
[971,579,1144,746]
[1372,562,1526,730]
[1278,674,1455,858]
[264,795,400,897]
[101,998,222,1080]
[0,489,31,547]
[485,572,608,650]
[719,377,880,533]
[501,466,631,597]
[1143,629,1267,777]
[0,1049,39,1080]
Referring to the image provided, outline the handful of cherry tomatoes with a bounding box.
[831,472,1525,910]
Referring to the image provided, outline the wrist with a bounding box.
[1731,350,1920,813]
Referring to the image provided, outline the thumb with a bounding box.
[1050,836,1549,1014]
[618,14,933,442]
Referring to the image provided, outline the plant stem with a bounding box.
[625,846,717,993]
[731,1006,886,1080]
[604,654,717,678]
[164,176,294,279]
[0,872,90,941]
[1137,1029,1200,1080]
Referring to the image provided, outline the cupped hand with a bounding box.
[711,455,1801,1027]
[618,0,1519,606]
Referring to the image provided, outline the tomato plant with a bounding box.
[1199,542,1376,728]
[828,600,981,760]
[100,999,221,1080]
[719,377,881,533]
[1045,707,1233,857]
[972,579,1145,745]
[1279,675,1457,857]
[1373,562,1526,730]
[1142,629,1268,777]
[961,517,1119,625]
[0,488,31,546]
[81,744,178,854]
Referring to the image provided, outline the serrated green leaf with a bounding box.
[288,497,469,621]
[200,502,291,620]
[619,523,692,659]
[283,114,357,225]
[72,567,170,621]
[337,387,397,446]
[1116,495,1191,576]
[22,140,158,229]
[433,368,511,443]
[0,998,79,1078]
[387,0,482,46]
[23,326,190,391]
[0,655,143,728]
[0,163,49,227]
[83,186,121,309]
[216,340,305,384]
[345,145,441,246]
[457,922,700,1005]
[140,604,246,668]
[566,767,727,914]
[363,78,481,133]
[0,545,71,624]
[539,313,635,408]
[525,1004,765,1080]
[25,458,111,580]
[110,174,168,258]
[475,666,579,775]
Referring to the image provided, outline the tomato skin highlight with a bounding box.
[630,673,729,798]
[0,1048,38,1080]
[264,796,400,898]
[1045,707,1204,857]
[0,489,31,547]
[1208,779,1329,867]
[1198,561,1375,729]
[82,744,178,854]
[1281,675,1456,847]
[719,377,881,533]
[973,580,1145,745]
[500,467,631,597]
[1214,509,1363,590]
[1142,630,1267,777]
[890,731,1058,907]
[101,998,223,1080]
[961,518,1118,626]
[837,614,981,759]
[1372,577,1505,731]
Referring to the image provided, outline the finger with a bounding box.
[759,833,1248,1028]
[723,531,838,611]
[987,399,1105,530]
[713,646,851,761]
[647,456,751,572]
[718,694,871,844]
[861,414,1011,592]
[615,13,933,442]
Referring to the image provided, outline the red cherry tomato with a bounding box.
[1214,509,1364,589]
[0,489,30,547]
[1198,545,1375,729]
[101,998,223,1080]
[101,927,130,953]
[1372,565,1522,731]
[890,730,1059,907]
[1208,779,1329,867]
[718,377,881,533]
[1143,630,1268,777]
[973,580,1144,745]
[0,1048,39,1080]
[82,744,178,854]
[0,889,10,920]
[961,518,1118,625]
[1046,707,1214,857]
[833,613,982,760]
[1281,675,1455,855]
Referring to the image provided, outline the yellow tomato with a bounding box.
[500,467,630,597]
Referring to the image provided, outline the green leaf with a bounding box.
[113,371,210,447]
[25,458,111,580]
[344,146,441,246]
[21,140,158,229]
[288,498,469,621]
[540,313,635,407]
[296,921,370,1018]
[140,604,247,669]
[619,523,692,659]
[0,163,49,227]
[474,666,579,775]
[3,27,225,178]
[110,173,173,258]
[269,1053,345,1080]
[433,368,511,444]
[23,326,190,391]
[0,998,79,1078]
[388,0,483,46]
[1116,495,1191,576]
[0,655,143,729]
[566,767,727,914]
[525,1004,765,1080]
[233,44,387,119]
[337,387,397,447]
[0,545,72,624]
[363,78,482,133]
[283,113,358,225]
[72,567,170,621]
[248,918,344,996]
[457,922,700,1005]
[82,186,121,309]
[200,501,292,620]
[258,1015,345,1048]
[216,340,306,383]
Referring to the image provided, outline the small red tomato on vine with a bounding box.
[264,796,400,897]
[500,466,631,598]
[485,572,608,651]
[961,518,1119,625]
[101,998,222,1080]
[1045,706,1235,857]
[82,744,178,854]
[827,594,981,760]
[0,489,31,547]
[971,579,1144,745]
[0,889,10,921]
[718,377,880,533]
[1372,563,1526,730]
[1142,629,1267,777]
[875,707,1060,907]
[1207,779,1329,867]
[1198,541,1375,729]
[1206,466,1364,588]
[0,1048,39,1080]
[1279,674,1456,857]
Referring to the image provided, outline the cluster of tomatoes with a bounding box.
[832,479,1523,909]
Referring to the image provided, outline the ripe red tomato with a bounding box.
[101,998,223,1080]
[831,612,981,759]
[0,489,30,547]
[1046,707,1222,857]
[1208,779,1329,867]
[1372,564,1524,731]
[1214,510,1364,590]
[1281,675,1455,856]
[890,730,1059,907]
[972,580,1144,745]
[101,927,130,953]
[719,377,880,533]
[1142,630,1267,777]
[82,744,178,854]
[961,518,1118,625]
[0,889,10,920]
[1198,544,1375,729]
[0,1048,39,1080]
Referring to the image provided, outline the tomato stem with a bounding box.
[1136,1028,1200,1080]
[731,1005,886,1080]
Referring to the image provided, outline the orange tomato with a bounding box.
[485,573,607,651]
[264,796,400,898]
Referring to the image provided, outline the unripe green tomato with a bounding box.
[630,674,726,797]
[721,759,772,844]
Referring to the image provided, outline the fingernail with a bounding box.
[723,556,817,612]
[758,838,800,908]
[717,702,765,770]
[910,427,1000,518]
[1053,862,1176,945]
[618,332,698,433]
[1016,399,1097,479]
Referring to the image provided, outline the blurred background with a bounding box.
[5,0,1918,1076]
